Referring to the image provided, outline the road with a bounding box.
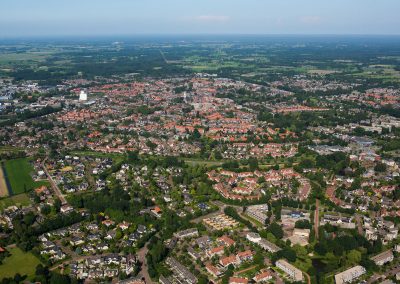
[42,158,67,205]
[314,199,320,240]
[137,241,153,284]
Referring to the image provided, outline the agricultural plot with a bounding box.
[0,167,9,197]
[3,158,48,195]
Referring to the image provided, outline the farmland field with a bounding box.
[0,247,42,279]
[3,158,48,195]
[0,167,9,197]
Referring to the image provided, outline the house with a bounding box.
[118,221,130,231]
[105,230,117,240]
[205,263,223,278]
[137,224,147,235]
[102,219,115,227]
[174,228,199,239]
[151,206,162,218]
[196,236,212,249]
[70,237,85,246]
[187,247,201,260]
[220,255,238,267]
[207,245,225,257]
[276,259,303,282]
[60,204,73,214]
[217,235,235,246]
[370,250,394,266]
[236,250,253,263]
[229,277,248,284]
[334,265,366,284]
[253,271,273,282]
[165,257,197,284]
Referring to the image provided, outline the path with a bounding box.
[137,241,153,284]
[355,214,364,235]
[303,271,311,284]
[234,265,257,275]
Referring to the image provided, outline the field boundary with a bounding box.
[0,163,11,197]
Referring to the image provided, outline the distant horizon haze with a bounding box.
[1,0,399,37]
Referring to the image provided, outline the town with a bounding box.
[0,34,400,284]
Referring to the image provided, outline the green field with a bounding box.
[0,247,42,279]
[3,158,48,195]
[0,194,31,210]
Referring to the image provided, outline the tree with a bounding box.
[374,162,387,173]
[344,250,361,266]
[41,205,51,215]
[54,199,62,213]
[49,272,71,284]
[295,220,312,229]
[268,222,283,239]
[248,157,259,171]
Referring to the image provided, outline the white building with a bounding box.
[276,259,303,282]
[79,90,88,101]
[334,266,366,284]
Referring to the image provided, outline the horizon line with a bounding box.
[1,33,400,40]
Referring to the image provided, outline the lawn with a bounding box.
[182,158,224,167]
[0,194,31,210]
[0,247,42,279]
[3,158,48,195]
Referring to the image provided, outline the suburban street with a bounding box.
[137,241,153,284]
[41,158,67,205]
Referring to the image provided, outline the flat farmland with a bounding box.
[3,158,48,195]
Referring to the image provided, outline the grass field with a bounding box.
[3,158,48,195]
[0,167,9,197]
[182,158,224,167]
[0,247,42,279]
[0,194,31,210]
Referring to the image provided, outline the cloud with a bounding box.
[300,16,321,24]
[184,15,230,23]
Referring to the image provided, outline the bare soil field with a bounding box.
[0,167,9,197]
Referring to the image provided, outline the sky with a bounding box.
[1,0,400,37]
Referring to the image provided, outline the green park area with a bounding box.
[0,247,42,279]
